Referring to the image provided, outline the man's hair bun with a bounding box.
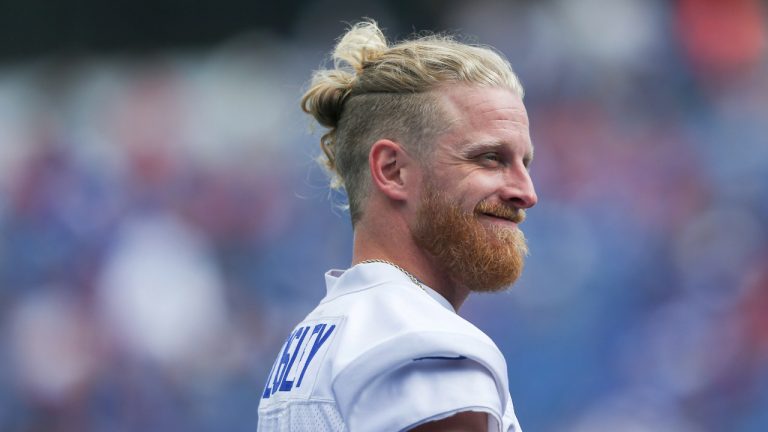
[302,20,387,127]
[301,20,388,172]
[332,20,388,74]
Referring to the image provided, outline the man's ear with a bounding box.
[369,139,416,201]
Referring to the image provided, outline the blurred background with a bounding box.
[0,0,767,431]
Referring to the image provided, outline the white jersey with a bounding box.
[258,262,522,432]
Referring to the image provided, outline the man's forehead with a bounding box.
[436,84,528,125]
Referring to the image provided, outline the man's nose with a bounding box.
[499,165,537,209]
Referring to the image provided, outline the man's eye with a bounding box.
[480,153,501,164]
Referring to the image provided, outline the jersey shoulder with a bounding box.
[320,281,511,419]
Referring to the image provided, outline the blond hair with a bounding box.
[302,19,523,225]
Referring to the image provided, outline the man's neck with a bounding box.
[351,221,471,310]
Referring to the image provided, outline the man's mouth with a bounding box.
[482,212,514,222]
[479,213,520,228]
[475,203,525,225]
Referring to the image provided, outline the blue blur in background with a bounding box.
[0,0,767,431]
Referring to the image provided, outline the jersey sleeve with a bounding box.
[331,331,510,432]
[346,356,502,432]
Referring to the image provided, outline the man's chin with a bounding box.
[488,225,524,243]
[465,228,527,293]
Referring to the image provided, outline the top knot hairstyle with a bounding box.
[302,19,523,225]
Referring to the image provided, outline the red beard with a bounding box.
[413,181,529,293]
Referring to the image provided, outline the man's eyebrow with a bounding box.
[460,139,536,163]
[460,140,506,155]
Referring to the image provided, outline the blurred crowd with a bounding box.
[0,0,767,431]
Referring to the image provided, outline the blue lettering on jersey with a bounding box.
[296,323,335,388]
[262,322,337,399]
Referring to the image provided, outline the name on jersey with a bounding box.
[262,320,338,399]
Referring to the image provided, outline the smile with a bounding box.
[478,213,519,228]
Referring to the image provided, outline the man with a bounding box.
[258,19,536,432]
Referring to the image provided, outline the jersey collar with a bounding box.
[324,262,456,313]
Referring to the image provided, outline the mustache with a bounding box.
[474,201,526,224]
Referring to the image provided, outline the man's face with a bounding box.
[411,85,537,292]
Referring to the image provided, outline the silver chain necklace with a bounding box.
[359,259,426,291]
